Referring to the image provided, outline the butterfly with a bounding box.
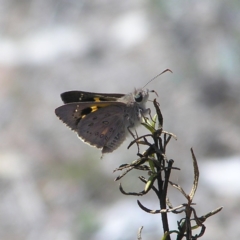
[55,89,150,154]
[55,69,171,154]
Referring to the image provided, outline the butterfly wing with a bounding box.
[55,102,127,153]
[77,105,127,153]
[55,102,116,130]
[60,91,125,104]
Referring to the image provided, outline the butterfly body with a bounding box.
[55,89,149,154]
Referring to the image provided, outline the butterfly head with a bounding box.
[134,88,149,105]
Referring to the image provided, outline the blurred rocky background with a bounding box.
[0,0,240,239]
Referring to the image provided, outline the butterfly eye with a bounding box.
[135,92,143,102]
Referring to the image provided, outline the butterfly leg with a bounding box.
[147,108,156,123]
[140,107,152,123]
[127,125,136,139]
[127,126,141,154]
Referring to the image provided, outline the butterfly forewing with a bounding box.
[55,102,122,130]
[55,104,81,131]
[61,91,125,104]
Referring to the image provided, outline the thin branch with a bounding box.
[137,226,144,240]
[137,200,186,214]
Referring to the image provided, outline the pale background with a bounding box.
[0,0,240,239]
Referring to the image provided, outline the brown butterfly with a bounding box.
[55,69,171,154]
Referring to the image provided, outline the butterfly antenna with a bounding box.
[142,69,172,89]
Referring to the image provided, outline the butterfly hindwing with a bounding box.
[77,105,127,152]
